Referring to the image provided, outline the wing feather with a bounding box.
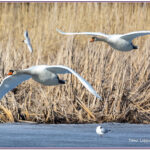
[120,31,150,41]
[56,28,108,38]
[46,65,102,100]
[0,74,31,100]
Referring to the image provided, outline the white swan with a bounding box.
[0,65,102,100]
[23,30,33,53]
[57,29,150,51]
[96,125,111,136]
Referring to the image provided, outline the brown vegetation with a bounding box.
[0,2,150,124]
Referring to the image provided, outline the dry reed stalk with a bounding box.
[76,97,96,120]
[0,105,14,122]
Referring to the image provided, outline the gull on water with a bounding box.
[96,125,111,136]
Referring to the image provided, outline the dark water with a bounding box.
[0,123,150,148]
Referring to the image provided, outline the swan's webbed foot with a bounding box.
[59,79,65,84]
[132,44,138,49]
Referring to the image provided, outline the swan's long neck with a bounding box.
[95,36,107,42]
[16,69,32,75]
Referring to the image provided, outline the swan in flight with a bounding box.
[56,28,150,51]
[0,65,102,100]
[23,30,33,53]
[96,125,111,136]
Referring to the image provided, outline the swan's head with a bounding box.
[8,70,14,75]
[90,36,106,42]
[8,70,17,75]
[90,37,105,42]
[90,37,97,42]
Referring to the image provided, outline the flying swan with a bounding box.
[23,30,33,53]
[56,28,150,51]
[0,65,102,100]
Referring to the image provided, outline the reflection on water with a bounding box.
[0,123,150,148]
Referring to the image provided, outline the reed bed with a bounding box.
[0,2,150,123]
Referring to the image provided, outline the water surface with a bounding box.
[0,123,150,148]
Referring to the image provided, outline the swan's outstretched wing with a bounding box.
[120,31,150,41]
[0,74,31,100]
[46,65,102,100]
[56,28,108,37]
[24,30,33,53]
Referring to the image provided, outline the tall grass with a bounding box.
[0,2,150,123]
